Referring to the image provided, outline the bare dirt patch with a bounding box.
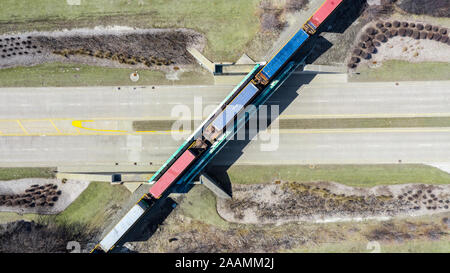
[0,178,90,215]
[0,27,205,73]
[217,182,450,225]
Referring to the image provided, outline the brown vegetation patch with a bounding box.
[366,220,447,242]
[0,220,97,253]
[217,182,450,225]
[398,0,450,18]
[0,29,205,70]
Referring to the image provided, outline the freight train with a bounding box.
[91,0,343,253]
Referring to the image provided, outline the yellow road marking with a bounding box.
[49,119,62,134]
[0,131,178,136]
[1,127,450,137]
[1,112,450,123]
[16,120,29,135]
[135,129,184,133]
[71,120,128,133]
[1,115,450,137]
[280,113,450,119]
[276,127,450,134]
[0,116,204,122]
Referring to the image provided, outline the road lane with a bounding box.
[1,79,449,121]
[1,128,449,167]
[1,79,449,167]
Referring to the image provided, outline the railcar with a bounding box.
[92,0,344,253]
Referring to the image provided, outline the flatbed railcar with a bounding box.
[92,0,344,253]
[91,194,155,253]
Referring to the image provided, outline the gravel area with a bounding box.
[0,178,90,214]
[367,36,450,65]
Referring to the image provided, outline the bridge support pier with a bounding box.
[200,173,232,199]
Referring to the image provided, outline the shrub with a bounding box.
[350,56,360,63]
[405,28,413,37]
[366,27,377,35]
[361,34,370,42]
[353,48,363,56]
[362,52,371,60]
[0,219,98,253]
[375,34,387,42]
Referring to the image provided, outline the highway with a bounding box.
[1,128,450,167]
[1,78,450,121]
[0,76,449,167]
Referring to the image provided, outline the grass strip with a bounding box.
[133,117,450,132]
[225,164,450,187]
[0,167,55,181]
[351,60,450,82]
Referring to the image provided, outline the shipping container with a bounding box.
[260,29,309,80]
[149,149,197,198]
[211,83,259,132]
[308,0,343,29]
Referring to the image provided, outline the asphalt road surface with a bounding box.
[1,128,450,167]
[0,77,449,167]
[1,77,449,121]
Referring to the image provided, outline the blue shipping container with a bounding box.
[261,29,309,79]
[211,83,259,131]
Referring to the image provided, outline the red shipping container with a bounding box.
[149,149,196,198]
[310,0,343,28]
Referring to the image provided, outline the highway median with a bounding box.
[133,116,450,132]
